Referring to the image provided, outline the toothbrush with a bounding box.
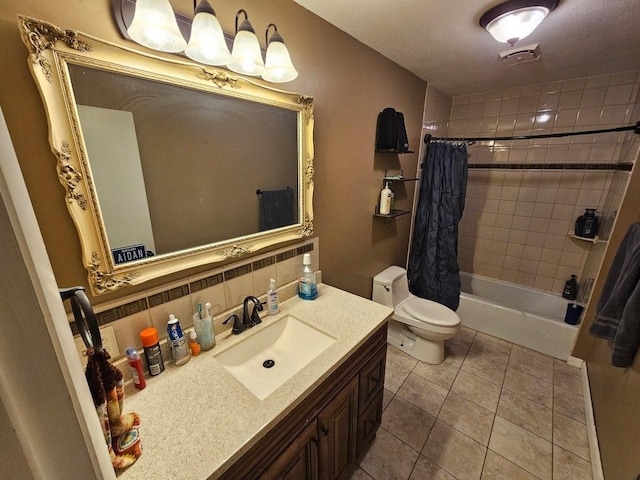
[197,303,203,319]
[205,302,212,318]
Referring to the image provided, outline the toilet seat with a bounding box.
[399,297,460,328]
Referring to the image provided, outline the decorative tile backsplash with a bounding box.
[69,239,318,358]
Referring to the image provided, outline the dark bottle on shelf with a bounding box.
[575,209,599,239]
[562,275,578,300]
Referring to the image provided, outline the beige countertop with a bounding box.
[117,284,392,480]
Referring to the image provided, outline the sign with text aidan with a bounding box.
[112,244,147,265]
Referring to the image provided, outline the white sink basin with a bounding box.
[215,315,336,400]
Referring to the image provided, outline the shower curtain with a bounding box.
[408,141,468,311]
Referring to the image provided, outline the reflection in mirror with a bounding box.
[69,64,299,262]
[18,15,314,294]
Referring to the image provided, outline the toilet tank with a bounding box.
[372,266,410,307]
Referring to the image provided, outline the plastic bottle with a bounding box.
[379,182,392,215]
[139,327,165,376]
[298,253,318,300]
[562,275,578,300]
[167,314,190,365]
[188,329,201,356]
[582,209,599,238]
[268,278,280,315]
[125,347,146,390]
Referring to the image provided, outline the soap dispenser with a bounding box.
[562,275,578,300]
[582,209,599,239]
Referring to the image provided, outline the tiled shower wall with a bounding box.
[577,96,640,303]
[422,85,452,136]
[450,71,640,295]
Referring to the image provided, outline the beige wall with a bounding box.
[0,0,426,305]
[451,72,639,296]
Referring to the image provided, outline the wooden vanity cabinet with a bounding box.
[261,420,319,480]
[356,345,386,459]
[317,376,358,480]
[217,322,388,480]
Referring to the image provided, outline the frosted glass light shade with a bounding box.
[263,41,298,83]
[485,6,550,45]
[228,30,265,76]
[185,11,231,65]
[127,0,187,52]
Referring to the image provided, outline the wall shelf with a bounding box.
[373,209,410,224]
[383,176,419,182]
[383,169,418,183]
[568,231,605,244]
[375,149,415,154]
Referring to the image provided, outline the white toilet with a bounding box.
[372,266,461,364]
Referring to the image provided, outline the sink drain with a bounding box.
[263,359,275,368]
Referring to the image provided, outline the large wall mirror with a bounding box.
[19,16,314,295]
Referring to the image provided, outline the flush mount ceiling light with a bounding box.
[479,0,559,46]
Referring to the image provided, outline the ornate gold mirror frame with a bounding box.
[18,15,314,295]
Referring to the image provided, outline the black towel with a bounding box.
[589,222,640,367]
[259,188,295,230]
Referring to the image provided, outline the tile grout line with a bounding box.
[384,333,593,480]
[385,345,469,479]
[479,342,513,478]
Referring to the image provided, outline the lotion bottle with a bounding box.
[379,182,392,215]
[267,278,280,315]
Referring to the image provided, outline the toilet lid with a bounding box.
[402,297,460,328]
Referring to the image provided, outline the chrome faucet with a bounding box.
[223,296,265,335]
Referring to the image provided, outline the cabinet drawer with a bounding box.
[357,345,386,412]
[356,392,383,460]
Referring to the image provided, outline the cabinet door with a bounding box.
[261,419,319,480]
[317,376,358,480]
[358,345,386,412]
[356,393,383,460]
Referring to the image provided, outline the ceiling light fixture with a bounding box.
[479,0,558,46]
[113,0,298,83]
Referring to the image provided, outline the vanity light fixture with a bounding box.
[184,0,231,65]
[113,0,298,82]
[126,0,187,52]
[227,10,265,76]
[479,0,558,46]
[262,24,298,83]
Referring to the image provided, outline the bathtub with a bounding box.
[456,272,578,360]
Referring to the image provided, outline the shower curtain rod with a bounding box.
[423,121,640,145]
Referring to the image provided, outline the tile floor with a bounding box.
[350,327,593,480]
